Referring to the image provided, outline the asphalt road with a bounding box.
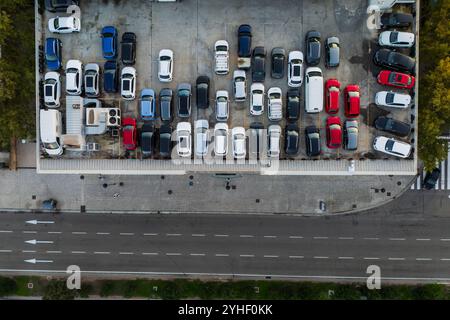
[0,190,450,283]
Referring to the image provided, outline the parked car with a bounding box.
[214,40,229,75]
[101,26,118,60]
[252,46,266,82]
[48,16,80,33]
[122,117,137,151]
[215,90,229,121]
[140,89,156,120]
[373,136,412,158]
[250,83,265,116]
[379,31,414,48]
[304,67,324,113]
[380,12,414,28]
[344,85,360,117]
[249,122,264,159]
[103,60,118,93]
[159,124,172,158]
[232,127,246,160]
[121,32,136,65]
[140,123,155,158]
[84,63,100,97]
[375,91,411,109]
[377,70,415,89]
[158,49,174,82]
[195,120,209,157]
[196,76,210,109]
[214,123,229,157]
[423,168,441,190]
[325,37,340,67]
[177,83,192,117]
[121,67,136,100]
[287,51,304,87]
[305,125,321,157]
[267,125,281,159]
[45,38,62,70]
[176,122,192,158]
[43,72,61,108]
[65,59,83,95]
[40,109,63,156]
[45,0,79,12]
[267,87,282,121]
[305,30,321,66]
[237,24,252,58]
[285,123,300,156]
[271,47,285,78]
[159,88,173,122]
[373,49,415,74]
[326,116,342,149]
[286,88,300,121]
[233,70,247,102]
[344,120,358,151]
[374,116,411,137]
[325,79,340,114]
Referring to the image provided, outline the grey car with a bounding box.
[177,83,192,118]
[84,63,100,97]
[305,30,321,66]
[271,47,285,78]
[159,88,173,122]
[325,37,340,68]
[344,120,358,151]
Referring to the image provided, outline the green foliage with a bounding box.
[42,280,77,300]
[413,284,448,300]
[0,276,17,296]
[99,280,116,297]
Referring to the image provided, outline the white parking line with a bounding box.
[240,254,255,258]
[119,233,134,236]
[263,235,277,238]
[191,234,205,237]
[416,239,431,241]
[363,257,380,260]
[440,239,450,241]
[142,252,159,256]
[190,253,206,256]
[166,253,181,256]
[22,250,36,253]
[289,255,304,259]
[263,255,279,258]
[338,257,354,260]
[72,232,87,235]
[46,251,61,254]
[71,251,86,254]
[440,258,450,261]
[143,233,158,236]
[94,251,110,255]
[96,232,110,235]
[119,252,134,255]
[389,238,406,241]
[338,237,354,240]
[0,250,12,253]
[214,234,229,237]
[388,257,406,261]
[215,254,229,257]
[416,258,432,261]
[239,235,254,238]
[48,231,62,234]
[313,256,329,259]
[313,237,329,240]
[166,233,181,237]
[23,231,37,234]
[363,237,379,240]
[0,230,13,233]
[289,236,304,239]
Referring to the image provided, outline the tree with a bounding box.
[0,276,17,296]
[42,280,77,300]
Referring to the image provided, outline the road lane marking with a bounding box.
[416,258,432,261]
[48,231,62,234]
[215,254,229,257]
[191,234,205,237]
[263,235,277,238]
[440,239,450,241]
[119,233,134,236]
[46,251,61,254]
[313,237,329,240]
[96,232,110,235]
[363,257,380,260]
[0,250,12,253]
[263,255,279,258]
[142,252,159,255]
[440,258,450,261]
[72,232,87,235]
[94,251,110,255]
[338,237,354,240]
[143,233,158,236]
[313,256,329,259]
[389,238,406,241]
[338,257,354,260]
[240,254,254,258]
[23,231,37,234]
[22,250,36,253]
[239,235,254,238]
[119,252,134,255]
[363,237,379,240]
[289,236,304,239]
[190,253,206,256]
[214,234,229,237]
[0,230,13,233]
[289,255,304,259]
[166,253,181,256]
[388,257,406,261]
[166,233,181,237]
[416,239,431,241]
[71,251,86,254]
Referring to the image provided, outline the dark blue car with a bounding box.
[101,26,118,60]
[45,38,62,70]
[103,60,118,93]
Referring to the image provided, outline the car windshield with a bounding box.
[348,91,359,98]
[385,140,395,152]
[386,93,395,104]
[389,32,399,43]
[289,96,299,103]
[45,85,53,96]
[179,89,189,96]
[54,19,59,29]
[160,56,170,61]
[329,86,339,92]
[293,66,301,76]
[86,76,94,87]
[270,93,281,99]
[44,142,59,150]
[216,45,227,52]
[46,53,57,61]
[217,97,227,103]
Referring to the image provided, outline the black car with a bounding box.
[271,47,285,78]
[159,88,173,122]
[423,168,441,190]
[196,76,210,109]
[159,124,172,159]
[305,30,321,66]
[140,123,155,158]
[249,122,264,159]
[305,126,321,157]
[285,124,300,156]
[286,89,300,121]
[121,32,136,65]
[373,49,415,74]
[252,46,266,82]
[374,116,411,137]
[45,0,79,12]
[238,24,252,57]
[380,13,414,28]
[103,60,119,93]
[177,83,192,118]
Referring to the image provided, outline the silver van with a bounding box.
[304,67,323,113]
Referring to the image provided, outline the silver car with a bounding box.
[84,63,100,97]
[215,90,229,121]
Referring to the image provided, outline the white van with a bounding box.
[40,109,63,156]
[304,67,323,113]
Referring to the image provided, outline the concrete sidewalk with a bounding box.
[0,169,414,215]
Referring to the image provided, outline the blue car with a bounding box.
[140,89,156,121]
[45,38,62,70]
[101,26,118,60]
[103,60,118,93]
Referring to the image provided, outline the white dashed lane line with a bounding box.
[363,237,379,240]
[416,239,431,241]
[46,251,62,254]
[72,232,87,235]
[263,255,279,258]
[388,238,406,241]
[338,257,354,260]
[22,231,37,234]
[119,252,134,255]
[166,233,181,237]
[71,251,86,254]
[388,257,406,261]
[94,251,110,255]
[48,231,62,234]
[191,234,205,237]
[214,234,229,237]
[239,254,255,258]
[190,253,206,256]
[239,235,254,238]
[142,252,159,256]
[364,257,380,260]
[0,230,13,233]
[289,236,304,239]
[166,253,181,256]
[96,232,110,235]
[22,250,36,253]
[313,256,329,259]
[263,235,277,238]
[416,258,432,261]
[119,233,134,236]
[215,254,229,257]
[289,255,304,259]
[338,237,354,240]
[143,233,158,236]
[0,250,12,253]
[313,237,329,240]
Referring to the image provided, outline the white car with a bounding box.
[65,59,83,95]
[250,83,265,116]
[158,49,173,82]
[288,51,304,87]
[43,72,61,108]
[378,31,415,48]
[267,125,281,158]
[84,63,100,97]
[216,90,229,121]
[232,127,246,160]
[48,16,81,34]
[121,67,136,100]
[214,123,229,157]
[375,91,411,109]
[195,120,209,157]
[373,136,412,158]
[267,87,282,121]
[176,122,192,158]
[233,70,247,102]
[214,40,229,75]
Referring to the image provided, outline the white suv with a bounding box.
[48,16,81,34]
[65,60,83,95]
[379,31,414,48]
[232,127,246,160]
[375,91,411,109]
[373,136,411,158]
[158,49,173,82]
[43,72,61,108]
[250,83,264,116]
[176,122,192,158]
[288,51,304,87]
[216,90,229,121]
[267,87,282,121]
[214,123,228,157]
[121,67,136,100]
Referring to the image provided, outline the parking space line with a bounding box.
[119,233,134,236]
[440,258,450,261]
[263,255,279,258]
[416,238,430,241]
[166,233,182,237]
[440,238,450,241]
[94,251,110,255]
[363,237,379,240]
[289,255,304,259]
[142,252,159,255]
[388,257,406,261]
[313,256,329,259]
[22,250,36,253]
[191,234,205,237]
[239,254,254,258]
[215,254,229,257]
[72,232,87,235]
[338,237,354,240]
[71,251,86,254]
[0,230,13,233]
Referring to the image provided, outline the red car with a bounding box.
[122,117,137,150]
[325,79,340,114]
[344,84,360,118]
[326,116,342,149]
[377,70,415,89]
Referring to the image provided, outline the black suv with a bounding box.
[196,76,210,109]
[121,32,136,65]
[252,46,266,82]
[271,47,285,78]
[423,168,441,190]
[374,116,411,137]
[159,88,173,122]
[305,30,321,66]
[140,123,155,158]
[373,49,415,74]
[159,124,172,159]
[286,89,300,121]
[305,126,321,157]
[285,124,300,156]
[45,0,79,12]
[380,13,414,28]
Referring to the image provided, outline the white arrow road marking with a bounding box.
[26,220,55,225]
[24,258,53,264]
[25,239,54,245]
